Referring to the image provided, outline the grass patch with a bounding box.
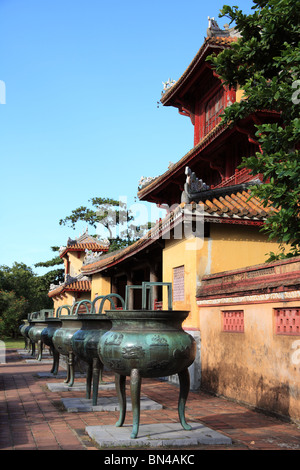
[0,336,26,349]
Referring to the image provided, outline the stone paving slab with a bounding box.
[36,371,86,379]
[25,358,53,363]
[86,422,232,448]
[18,349,51,358]
[47,381,115,392]
[62,395,163,413]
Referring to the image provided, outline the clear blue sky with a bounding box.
[0,0,254,275]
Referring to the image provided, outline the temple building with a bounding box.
[48,18,300,422]
[79,19,282,390]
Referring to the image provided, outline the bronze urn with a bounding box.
[98,304,196,439]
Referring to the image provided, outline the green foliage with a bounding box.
[0,262,59,337]
[208,0,300,260]
[0,290,27,338]
[34,245,65,287]
[35,256,63,268]
[0,262,53,315]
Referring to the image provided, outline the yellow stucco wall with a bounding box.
[199,300,300,422]
[90,273,112,312]
[52,291,91,316]
[209,224,279,273]
[163,236,206,329]
[67,252,86,277]
[162,224,280,329]
[52,292,76,316]
[91,273,111,299]
[236,84,245,102]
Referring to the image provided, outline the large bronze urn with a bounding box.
[19,318,33,352]
[52,305,83,386]
[71,296,124,405]
[20,314,37,356]
[27,310,54,361]
[71,316,111,404]
[98,306,196,439]
[41,317,62,375]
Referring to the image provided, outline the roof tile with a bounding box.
[48,280,91,298]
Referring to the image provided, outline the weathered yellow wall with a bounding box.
[51,291,92,316]
[163,236,206,329]
[209,224,280,273]
[236,84,245,102]
[199,300,300,423]
[91,273,111,298]
[67,252,85,277]
[162,224,280,329]
[91,273,112,312]
[52,293,75,316]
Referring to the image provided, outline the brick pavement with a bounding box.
[1,348,300,451]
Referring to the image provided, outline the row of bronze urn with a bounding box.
[19,283,196,439]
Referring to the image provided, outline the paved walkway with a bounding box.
[1,348,300,451]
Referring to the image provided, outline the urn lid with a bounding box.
[104,309,190,321]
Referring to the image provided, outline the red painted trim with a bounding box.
[197,297,300,308]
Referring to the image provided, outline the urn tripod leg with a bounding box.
[35,340,43,361]
[68,352,75,386]
[92,357,102,406]
[130,368,141,439]
[115,373,126,427]
[86,362,92,399]
[64,352,75,386]
[50,347,55,373]
[98,359,105,384]
[64,355,70,383]
[178,367,192,430]
[51,348,59,375]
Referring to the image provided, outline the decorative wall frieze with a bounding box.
[196,290,300,307]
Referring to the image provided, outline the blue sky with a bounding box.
[0,0,254,275]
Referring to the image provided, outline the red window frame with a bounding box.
[222,310,244,333]
[274,308,300,336]
[205,88,226,135]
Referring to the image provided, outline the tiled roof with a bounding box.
[48,280,91,298]
[65,280,91,292]
[59,243,108,257]
[82,188,275,275]
[81,231,161,275]
[59,230,110,258]
[202,189,275,220]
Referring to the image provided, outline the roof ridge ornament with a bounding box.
[186,166,209,192]
[207,16,230,38]
[138,175,157,191]
[83,248,105,266]
[162,78,176,95]
[181,167,210,203]
[207,16,241,38]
